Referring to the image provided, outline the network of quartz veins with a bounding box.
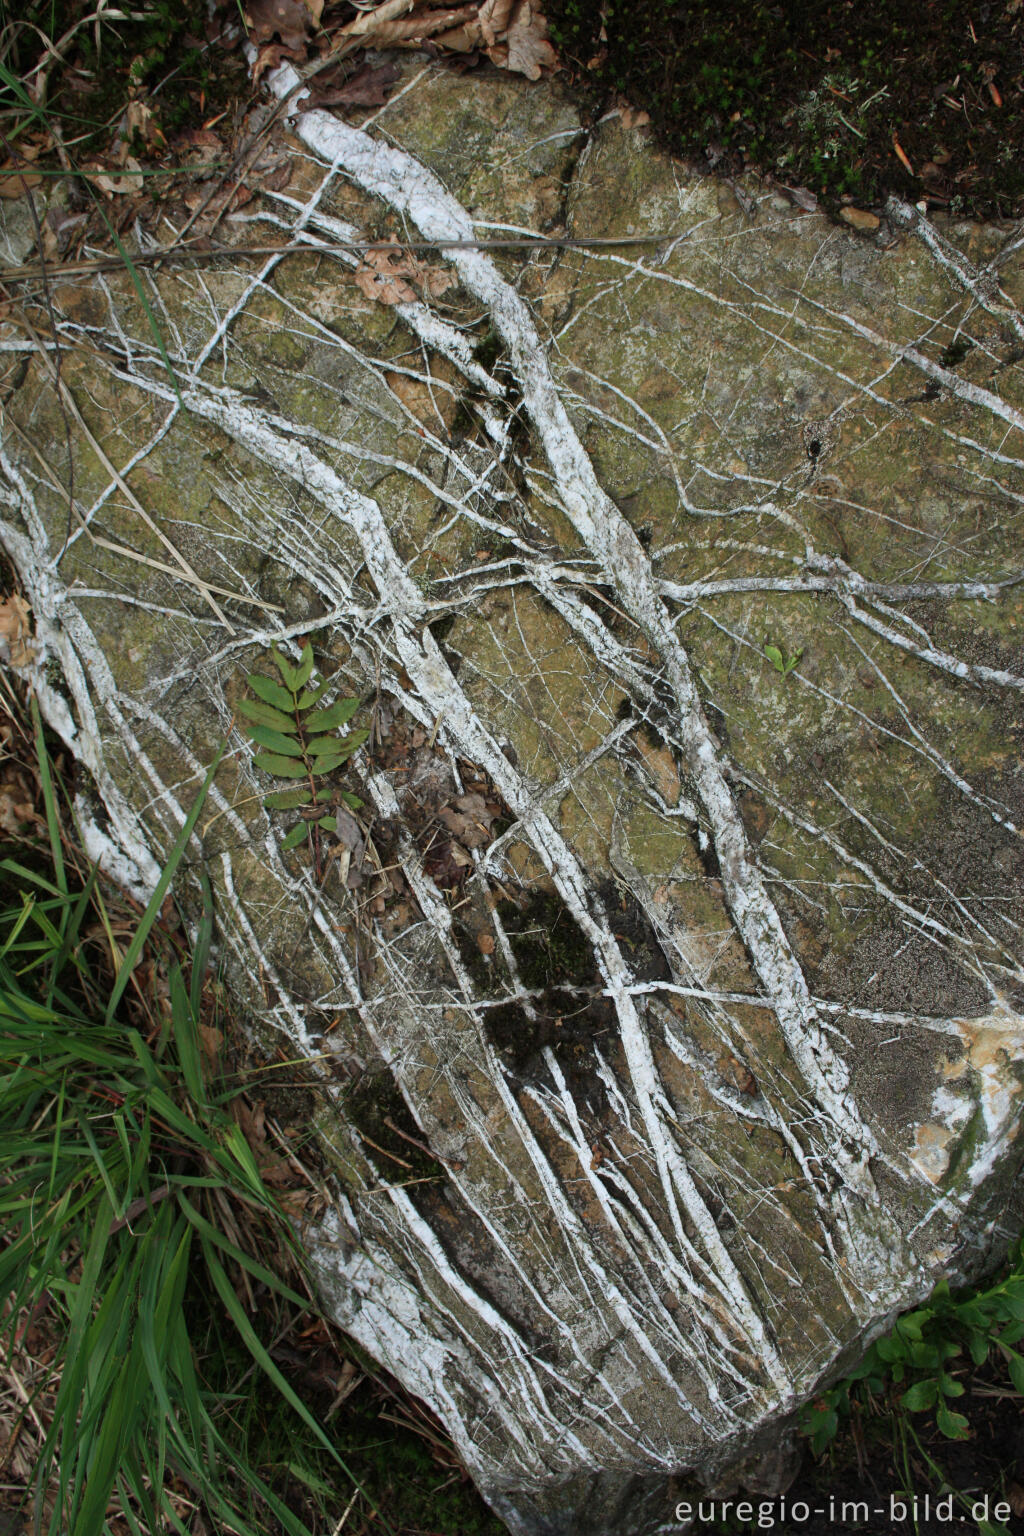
[1,60,1023,1535]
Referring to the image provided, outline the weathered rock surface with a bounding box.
[3,61,1024,1536]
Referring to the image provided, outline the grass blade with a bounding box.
[199,1233,393,1534]
[189,869,214,1021]
[104,740,226,1024]
[30,695,65,896]
[90,198,184,407]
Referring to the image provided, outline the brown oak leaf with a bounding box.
[310,58,402,109]
[503,0,556,80]
[354,239,456,306]
[478,0,515,46]
[354,263,418,306]
[438,791,497,849]
[0,593,34,667]
[251,41,291,84]
[245,0,314,52]
[84,156,144,197]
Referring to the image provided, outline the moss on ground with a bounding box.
[547,0,1024,219]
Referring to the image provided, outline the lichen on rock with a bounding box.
[2,57,1024,1536]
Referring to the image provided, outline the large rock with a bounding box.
[3,61,1024,1535]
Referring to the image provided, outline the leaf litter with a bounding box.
[242,0,557,86]
[352,236,458,305]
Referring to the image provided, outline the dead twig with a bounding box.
[0,231,673,288]
[0,129,75,556]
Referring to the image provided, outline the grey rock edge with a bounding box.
[2,61,1024,1536]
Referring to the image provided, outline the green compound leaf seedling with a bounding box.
[239,644,367,878]
[764,641,804,677]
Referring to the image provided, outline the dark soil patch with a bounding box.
[342,1066,447,1182]
[546,0,1024,220]
[4,0,249,158]
[484,886,614,1092]
[483,881,670,1103]
[691,1356,1024,1533]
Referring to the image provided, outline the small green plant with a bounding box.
[802,1242,1024,1458]
[763,641,803,676]
[239,643,368,872]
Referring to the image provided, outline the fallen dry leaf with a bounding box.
[245,0,315,51]
[338,0,416,39]
[423,832,471,888]
[254,1146,298,1185]
[0,593,34,668]
[233,1096,267,1143]
[123,98,165,150]
[422,264,457,299]
[504,0,556,80]
[328,1357,364,1413]
[435,0,555,77]
[175,126,225,172]
[478,0,515,45]
[0,785,42,836]
[0,162,42,198]
[325,806,366,889]
[334,806,363,850]
[251,41,292,84]
[43,206,87,256]
[260,160,293,192]
[354,239,457,306]
[439,791,497,848]
[85,156,144,197]
[368,5,479,45]
[786,184,818,212]
[355,262,418,306]
[310,58,402,108]
[183,181,253,215]
[435,0,512,48]
[892,133,915,176]
[241,0,555,83]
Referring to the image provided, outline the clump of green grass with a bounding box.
[0,697,380,1536]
